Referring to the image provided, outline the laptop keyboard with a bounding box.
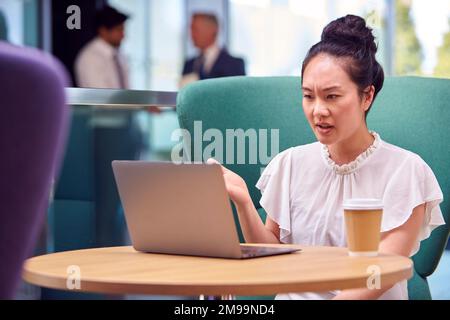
[239,244,301,258]
[240,245,277,254]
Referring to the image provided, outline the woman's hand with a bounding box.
[206,158,252,209]
[207,158,281,244]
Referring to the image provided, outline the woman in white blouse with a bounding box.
[207,14,445,300]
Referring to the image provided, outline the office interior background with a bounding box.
[1,0,449,299]
[2,0,450,152]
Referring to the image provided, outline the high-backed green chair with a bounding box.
[176,76,450,300]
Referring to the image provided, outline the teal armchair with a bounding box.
[176,76,450,300]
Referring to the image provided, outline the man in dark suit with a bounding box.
[180,13,245,87]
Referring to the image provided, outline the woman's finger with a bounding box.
[206,158,219,165]
[206,158,231,175]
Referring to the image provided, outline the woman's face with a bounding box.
[301,54,373,146]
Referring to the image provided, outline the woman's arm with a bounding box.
[333,203,426,300]
[235,199,281,244]
[207,158,281,244]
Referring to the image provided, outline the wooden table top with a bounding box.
[23,244,413,296]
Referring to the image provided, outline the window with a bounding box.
[229,0,390,77]
[0,0,41,46]
[396,0,450,78]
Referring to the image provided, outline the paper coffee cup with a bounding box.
[343,199,383,257]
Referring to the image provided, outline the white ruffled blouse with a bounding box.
[256,132,445,300]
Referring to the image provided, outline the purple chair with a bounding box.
[0,42,70,299]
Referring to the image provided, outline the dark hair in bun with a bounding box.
[301,15,384,117]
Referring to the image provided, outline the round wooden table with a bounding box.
[23,245,413,296]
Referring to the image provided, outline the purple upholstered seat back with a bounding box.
[0,42,70,299]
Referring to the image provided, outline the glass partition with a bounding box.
[21,88,176,299]
[50,87,177,253]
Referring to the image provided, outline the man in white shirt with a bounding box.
[74,6,143,249]
[75,6,128,89]
[180,13,246,88]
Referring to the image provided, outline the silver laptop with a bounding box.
[112,161,301,259]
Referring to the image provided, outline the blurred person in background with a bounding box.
[180,13,246,87]
[75,5,128,89]
[74,5,145,247]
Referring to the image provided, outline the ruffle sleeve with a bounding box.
[381,153,445,256]
[255,148,293,243]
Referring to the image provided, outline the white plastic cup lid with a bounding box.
[342,198,383,210]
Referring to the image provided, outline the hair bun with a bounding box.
[321,14,377,55]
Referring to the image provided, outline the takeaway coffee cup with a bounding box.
[343,199,383,257]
